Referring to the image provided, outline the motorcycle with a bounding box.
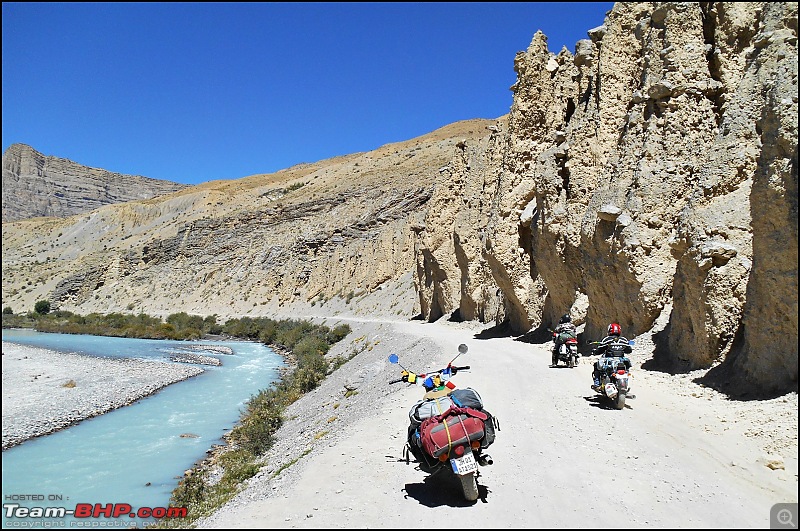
[590,339,635,410]
[549,329,579,368]
[388,344,498,502]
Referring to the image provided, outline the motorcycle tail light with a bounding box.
[454,445,465,457]
[617,369,626,374]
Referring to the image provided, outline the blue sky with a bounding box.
[2,2,614,185]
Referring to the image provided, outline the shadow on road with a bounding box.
[473,321,512,340]
[583,394,633,410]
[403,473,490,507]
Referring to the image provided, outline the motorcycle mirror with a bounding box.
[448,343,468,365]
[388,353,410,372]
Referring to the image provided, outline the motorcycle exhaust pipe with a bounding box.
[478,454,493,466]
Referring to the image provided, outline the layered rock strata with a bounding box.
[2,143,187,222]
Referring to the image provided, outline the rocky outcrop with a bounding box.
[1,3,796,397]
[413,2,797,396]
[1,143,187,222]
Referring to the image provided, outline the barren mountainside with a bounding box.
[1,2,797,397]
[2,143,188,222]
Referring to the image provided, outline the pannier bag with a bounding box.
[480,410,498,449]
[419,407,488,458]
[598,356,631,374]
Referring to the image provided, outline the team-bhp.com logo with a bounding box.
[4,502,188,525]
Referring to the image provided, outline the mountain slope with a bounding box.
[1,118,496,320]
[2,143,188,222]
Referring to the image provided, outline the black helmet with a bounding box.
[559,314,571,324]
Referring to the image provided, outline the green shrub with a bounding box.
[230,408,281,455]
[331,324,351,341]
[218,449,261,483]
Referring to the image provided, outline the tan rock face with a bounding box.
[412,2,797,395]
[2,144,188,222]
[1,3,796,396]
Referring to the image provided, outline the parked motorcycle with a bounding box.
[549,329,579,368]
[388,344,498,502]
[590,339,635,410]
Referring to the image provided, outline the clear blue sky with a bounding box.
[2,2,614,185]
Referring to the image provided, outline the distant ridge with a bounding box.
[1,143,188,222]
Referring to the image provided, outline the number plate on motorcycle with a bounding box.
[451,452,478,475]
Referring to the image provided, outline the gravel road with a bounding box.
[195,317,798,529]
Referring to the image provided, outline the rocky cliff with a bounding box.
[1,2,796,396]
[415,1,797,395]
[1,143,188,222]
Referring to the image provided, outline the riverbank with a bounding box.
[1,342,204,450]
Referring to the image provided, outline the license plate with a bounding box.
[451,452,478,475]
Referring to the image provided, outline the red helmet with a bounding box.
[608,323,622,336]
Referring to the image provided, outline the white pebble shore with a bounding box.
[2,341,204,450]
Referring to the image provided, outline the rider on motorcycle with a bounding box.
[552,313,577,366]
[592,322,632,388]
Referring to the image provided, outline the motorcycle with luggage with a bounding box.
[388,344,499,502]
[591,339,635,410]
[549,329,579,368]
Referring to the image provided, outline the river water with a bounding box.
[1,329,284,529]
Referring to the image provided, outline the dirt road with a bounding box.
[197,318,798,529]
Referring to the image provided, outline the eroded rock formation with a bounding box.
[414,2,797,395]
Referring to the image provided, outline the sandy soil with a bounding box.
[194,317,798,529]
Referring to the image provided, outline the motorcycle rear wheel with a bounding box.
[458,472,479,502]
[615,392,626,410]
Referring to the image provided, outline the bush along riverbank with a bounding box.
[3,306,226,340]
[151,317,353,529]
